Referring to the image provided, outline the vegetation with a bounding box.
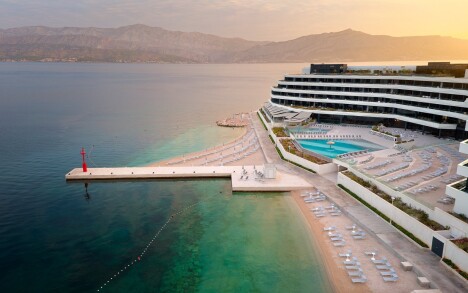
[257,112,268,130]
[443,258,468,280]
[338,184,429,248]
[274,146,315,173]
[272,127,288,137]
[343,171,445,230]
[449,212,468,224]
[268,135,275,145]
[259,108,271,123]
[372,124,401,138]
[452,238,468,253]
[280,139,328,165]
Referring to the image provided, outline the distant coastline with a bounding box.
[2,25,468,63]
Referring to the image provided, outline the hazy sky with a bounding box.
[1,0,467,41]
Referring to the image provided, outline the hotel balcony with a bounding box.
[457,159,468,178]
[446,179,468,214]
[459,139,468,155]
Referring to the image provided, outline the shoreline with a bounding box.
[290,191,370,293]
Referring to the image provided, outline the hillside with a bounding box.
[1,25,468,63]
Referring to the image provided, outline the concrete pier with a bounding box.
[66,165,311,192]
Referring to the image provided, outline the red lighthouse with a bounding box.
[80,147,88,172]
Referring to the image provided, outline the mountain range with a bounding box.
[1,24,468,63]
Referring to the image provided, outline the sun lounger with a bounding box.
[347,269,363,277]
[345,225,357,230]
[376,264,392,270]
[353,235,366,240]
[330,237,344,242]
[372,257,387,264]
[351,276,367,283]
[345,263,361,270]
[327,232,341,237]
[333,241,346,247]
[344,260,357,265]
[323,226,336,231]
[380,269,396,276]
[330,212,342,216]
[383,275,399,282]
[315,213,326,218]
[339,253,352,258]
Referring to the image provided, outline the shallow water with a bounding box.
[0,63,332,292]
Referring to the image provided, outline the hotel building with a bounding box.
[265,62,468,140]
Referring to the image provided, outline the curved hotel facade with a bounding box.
[265,63,468,139]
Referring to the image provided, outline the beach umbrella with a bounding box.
[327,140,335,149]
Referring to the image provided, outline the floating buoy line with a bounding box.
[96,196,218,292]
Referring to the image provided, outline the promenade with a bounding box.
[251,113,468,293]
[66,165,311,192]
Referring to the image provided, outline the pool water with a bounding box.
[298,139,384,158]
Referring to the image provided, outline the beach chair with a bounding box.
[383,275,399,282]
[345,263,361,270]
[330,237,343,242]
[380,269,396,276]
[351,276,367,283]
[376,264,392,270]
[372,257,388,264]
[347,269,363,277]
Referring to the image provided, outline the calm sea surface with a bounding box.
[0,63,333,292]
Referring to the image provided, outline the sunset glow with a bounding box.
[0,0,467,40]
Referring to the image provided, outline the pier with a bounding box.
[66,165,311,192]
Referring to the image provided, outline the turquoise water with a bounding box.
[298,139,384,158]
[0,63,332,292]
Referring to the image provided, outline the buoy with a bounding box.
[138,256,141,261]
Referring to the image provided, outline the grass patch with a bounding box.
[259,108,271,123]
[274,146,316,173]
[257,111,268,131]
[450,212,468,224]
[443,258,468,280]
[452,238,468,253]
[272,127,288,137]
[268,135,275,145]
[342,171,445,230]
[338,184,429,248]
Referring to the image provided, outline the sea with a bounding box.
[0,63,334,292]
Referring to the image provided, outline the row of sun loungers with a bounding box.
[343,254,367,283]
[294,134,362,139]
[364,159,393,170]
[385,163,431,182]
[374,162,410,177]
[359,155,374,164]
[410,184,438,194]
[437,196,455,205]
[441,174,464,184]
[370,255,399,282]
[396,181,419,191]
[168,130,257,165]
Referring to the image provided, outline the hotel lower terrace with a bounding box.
[259,62,468,283]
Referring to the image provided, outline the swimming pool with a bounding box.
[297,139,384,158]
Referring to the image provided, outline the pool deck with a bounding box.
[65,165,312,192]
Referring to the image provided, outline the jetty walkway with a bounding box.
[66,165,311,192]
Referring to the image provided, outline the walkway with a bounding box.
[251,113,468,292]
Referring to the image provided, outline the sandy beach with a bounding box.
[145,114,429,292]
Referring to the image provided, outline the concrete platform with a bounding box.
[66,165,311,192]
